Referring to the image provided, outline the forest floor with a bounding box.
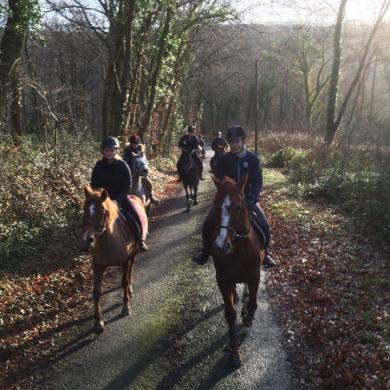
[0,161,389,389]
[263,168,389,389]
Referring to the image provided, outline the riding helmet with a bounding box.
[129,134,141,144]
[101,136,120,149]
[226,125,246,140]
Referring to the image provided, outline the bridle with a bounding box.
[84,209,107,236]
[218,201,250,240]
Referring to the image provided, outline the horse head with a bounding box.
[211,175,249,255]
[82,185,118,251]
[133,155,149,178]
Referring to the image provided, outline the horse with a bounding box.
[177,150,200,211]
[209,175,266,366]
[210,145,225,173]
[82,185,148,334]
[131,154,151,216]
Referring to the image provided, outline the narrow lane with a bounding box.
[41,147,291,389]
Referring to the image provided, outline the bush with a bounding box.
[0,132,98,275]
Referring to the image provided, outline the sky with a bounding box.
[235,0,390,24]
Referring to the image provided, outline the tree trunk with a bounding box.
[325,0,348,144]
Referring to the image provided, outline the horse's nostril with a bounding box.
[224,242,232,253]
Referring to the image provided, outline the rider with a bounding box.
[178,124,205,180]
[192,125,276,268]
[198,133,206,159]
[123,134,159,204]
[210,131,228,172]
[91,136,148,251]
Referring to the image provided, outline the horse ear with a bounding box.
[237,175,248,193]
[100,189,108,202]
[84,185,93,198]
[211,175,223,189]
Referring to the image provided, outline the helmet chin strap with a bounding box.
[233,144,247,158]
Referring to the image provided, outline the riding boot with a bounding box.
[192,208,215,265]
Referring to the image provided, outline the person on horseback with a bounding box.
[123,134,159,204]
[91,136,148,251]
[178,124,205,180]
[193,125,276,268]
[210,131,228,172]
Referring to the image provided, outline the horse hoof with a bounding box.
[129,287,134,298]
[233,290,239,304]
[193,200,198,205]
[121,306,130,316]
[231,354,241,367]
[94,321,105,334]
[243,316,254,327]
[241,309,248,320]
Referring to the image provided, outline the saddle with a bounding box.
[118,195,148,241]
[248,211,267,246]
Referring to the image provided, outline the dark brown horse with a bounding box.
[177,151,200,211]
[210,175,266,366]
[82,185,147,333]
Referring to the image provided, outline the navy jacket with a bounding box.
[123,145,142,172]
[91,158,132,205]
[178,134,199,151]
[215,149,263,203]
[211,137,228,151]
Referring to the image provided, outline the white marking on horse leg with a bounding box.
[215,195,231,250]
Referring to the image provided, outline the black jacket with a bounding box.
[215,148,263,203]
[211,137,228,151]
[91,158,132,204]
[178,134,199,151]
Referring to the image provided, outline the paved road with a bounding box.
[40,148,292,389]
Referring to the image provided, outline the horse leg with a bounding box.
[243,276,260,328]
[92,263,105,334]
[219,281,241,367]
[128,255,135,299]
[184,185,191,211]
[121,260,130,316]
[193,184,198,205]
[241,284,249,320]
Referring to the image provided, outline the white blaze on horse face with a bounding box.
[215,195,231,250]
[83,230,90,244]
[89,203,96,216]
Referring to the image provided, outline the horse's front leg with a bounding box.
[92,263,105,334]
[193,184,198,205]
[218,280,241,367]
[243,275,260,327]
[121,260,130,316]
[184,185,191,211]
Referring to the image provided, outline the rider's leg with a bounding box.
[192,208,216,265]
[143,176,159,204]
[121,197,148,251]
[249,203,276,268]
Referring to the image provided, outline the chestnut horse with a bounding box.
[210,175,266,366]
[82,185,147,333]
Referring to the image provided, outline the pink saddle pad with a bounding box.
[128,195,148,240]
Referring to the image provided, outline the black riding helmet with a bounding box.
[101,136,120,149]
[226,125,246,140]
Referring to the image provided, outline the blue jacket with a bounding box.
[215,148,263,203]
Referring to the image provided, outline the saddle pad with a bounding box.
[128,195,148,240]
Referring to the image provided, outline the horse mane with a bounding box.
[102,196,119,231]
